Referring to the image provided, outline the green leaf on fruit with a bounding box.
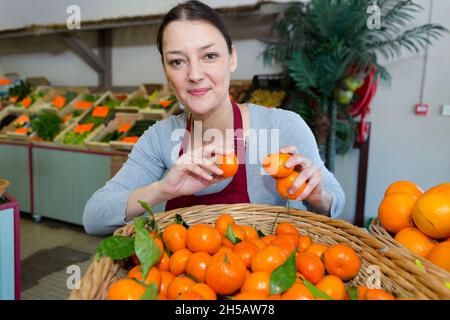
[141,282,158,300]
[270,251,296,295]
[174,214,190,229]
[95,235,135,261]
[225,225,241,244]
[346,286,358,300]
[134,225,161,278]
[138,200,158,231]
[257,229,265,239]
[303,279,333,300]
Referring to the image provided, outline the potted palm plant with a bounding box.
[263,0,448,172]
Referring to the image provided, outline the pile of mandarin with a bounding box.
[106,214,406,300]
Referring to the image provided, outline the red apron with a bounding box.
[165,101,251,211]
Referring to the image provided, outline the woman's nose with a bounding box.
[188,60,204,83]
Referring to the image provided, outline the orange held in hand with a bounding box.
[218,153,238,178]
[276,171,307,200]
[263,153,294,178]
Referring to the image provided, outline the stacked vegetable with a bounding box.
[50,91,78,110]
[248,89,286,108]
[151,95,177,110]
[119,119,155,144]
[30,110,62,141]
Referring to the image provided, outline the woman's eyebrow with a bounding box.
[165,43,216,55]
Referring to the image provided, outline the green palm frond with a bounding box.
[367,24,448,59]
[287,51,318,90]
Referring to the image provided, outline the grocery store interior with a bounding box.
[0,0,449,301]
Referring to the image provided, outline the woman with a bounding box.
[83,0,345,235]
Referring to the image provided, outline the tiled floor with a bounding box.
[20,214,102,300]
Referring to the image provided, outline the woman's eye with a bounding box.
[205,53,218,61]
[169,59,183,66]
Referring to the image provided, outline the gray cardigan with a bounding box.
[83,104,345,235]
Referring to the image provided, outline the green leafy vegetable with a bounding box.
[31,110,61,141]
[270,251,296,295]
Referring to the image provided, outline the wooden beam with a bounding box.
[98,29,113,90]
[354,123,371,227]
[62,33,105,73]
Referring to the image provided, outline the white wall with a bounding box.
[0,0,449,224]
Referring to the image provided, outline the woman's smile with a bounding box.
[188,87,211,97]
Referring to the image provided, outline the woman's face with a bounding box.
[162,20,237,115]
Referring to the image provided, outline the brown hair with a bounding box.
[156,0,233,56]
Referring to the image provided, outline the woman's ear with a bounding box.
[230,45,238,73]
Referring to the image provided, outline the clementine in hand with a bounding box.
[323,244,361,281]
[276,171,307,200]
[218,154,238,178]
[262,153,294,178]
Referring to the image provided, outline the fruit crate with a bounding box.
[0,106,28,140]
[84,112,141,152]
[229,80,252,104]
[109,119,156,152]
[5,113,34,141]
[115,86,156,113]
[243,74,292,109]
[30,87,89,116]
[139,85,181,120]
[8,85,52,111]
[69,204,450,300]
[369,218,450,283]
[54,104,115,148]
[59,93,100,128]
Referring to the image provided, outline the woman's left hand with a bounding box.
[279,145,326,203]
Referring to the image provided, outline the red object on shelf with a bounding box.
[415,103,429,116]
[348,67,379,143]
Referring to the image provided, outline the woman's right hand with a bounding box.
[159,142,233,199]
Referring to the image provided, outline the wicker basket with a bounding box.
[69,204,450,300]
[369,218,450,282]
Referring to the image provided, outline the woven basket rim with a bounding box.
[369,217,450,278]
[70,203,450,300]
